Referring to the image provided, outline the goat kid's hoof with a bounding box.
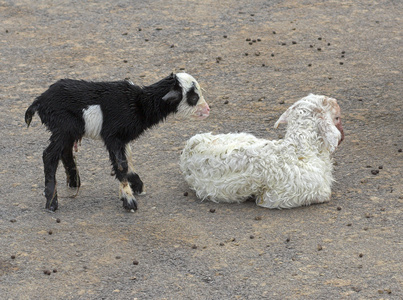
[121,197,138,212]
[127,173,144,195]
[68,175,81,188]
[45,200,58,212]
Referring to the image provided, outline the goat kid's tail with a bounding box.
[25,100,40,127]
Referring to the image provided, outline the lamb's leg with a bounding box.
[108,143,138,211]
[43,139,64,211]
[125,144,144,195]
[61,142,81,188]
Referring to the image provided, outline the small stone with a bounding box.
[43,270,51,275]
[292,41,297,44]
[337,206,342,211]
[246,38,251,41]
[255,216,262,220]
[317,48,322,51]
[192,245,197,249]
[183,192,188,197]
[156,27,163,31]
[352,286,361,292]
[254,51,260,56]
[318,37,322,40]
[308,63,312,67]
[224,100,229,104]
[339,62,344,65]
[10,219,16,223]
[170,44,175,48]
[48,230,53,235]
[250,235,255,239]
[371,169,379,175]
[56,218,61,223]
[279,100,285,104]
[130,276,137,280]
[138,28,142,31]
[272,31,276,34]
[244,53,249,56]
[210,208,216,213]
[365,213,371,218]
[257,38,261,42]
[219,242,225,246]
[115,256,121,259]
[347,223,352,226]
[378,165,383,169]
[317,244,323,251]
[53,269,57,273]
[133,260,139,265]
[223,35,227,38]
[359,253,363,257]
[271,53,275,57]
[122,32,128,36]
[11,255,16,259]
[398,149,402,152]
[363,227,368,231]
[286,237,290,242]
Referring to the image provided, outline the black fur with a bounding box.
[25,73,190,212]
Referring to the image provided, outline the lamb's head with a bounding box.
[274,94,344,153]
[161,73,210,120]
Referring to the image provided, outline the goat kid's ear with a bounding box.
[318,114,340,153]
[162,88,182,103]
[274,110,289,128]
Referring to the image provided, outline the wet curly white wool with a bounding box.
[180,94,344,209]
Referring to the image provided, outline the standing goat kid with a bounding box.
[180,94,344,209]
[25,73,210,212]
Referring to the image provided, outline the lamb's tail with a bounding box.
[25,99,40,127]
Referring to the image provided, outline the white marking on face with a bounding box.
[82,105,103,139]
[175,73,210,119]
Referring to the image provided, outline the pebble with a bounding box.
[219,242,225,246]
[254,216,262,220]
[371,169,379,175]
[250,235,255,239]
[337,206,342,211]
[398,149,402,152]
[11,255,16,259]
[183,192,188,197]
[210,208,216,213]
[224,100,229,104]
[56,218,61,223]
[43,270,51,275]
[10,219,16,223]
[48,230,53,235]
[192,245,197,249]
[359,253,364,257]
[53,269,57,273]
[317,244,323,251]
[133,260,139,265]
[286,237,290,242]
[115,256,121,259]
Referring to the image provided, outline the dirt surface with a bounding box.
[1,0,402,299]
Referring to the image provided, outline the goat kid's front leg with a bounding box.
[125,144,144,195]
[109,144,138,211]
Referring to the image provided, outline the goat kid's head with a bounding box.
[162,73,210,120]
[274,94,344,153]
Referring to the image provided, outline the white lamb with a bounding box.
[180,94,344,209]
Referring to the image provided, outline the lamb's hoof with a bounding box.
[121,196,138,211]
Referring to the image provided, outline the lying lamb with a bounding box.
[180,94,344,209]
[25,73,210,212]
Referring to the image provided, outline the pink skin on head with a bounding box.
[331,101,344,145]
[193,102,210,119]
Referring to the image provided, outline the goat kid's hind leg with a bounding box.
[108,144,138,211]
[125,144,144,195]
[43,139,64,211]
[61,141,81,188]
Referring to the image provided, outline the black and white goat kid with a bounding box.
[25,73,210,212]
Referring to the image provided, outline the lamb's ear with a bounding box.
[317,112,340,153]
[274,112,288,128]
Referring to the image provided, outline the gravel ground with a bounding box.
[1,0,402,299]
